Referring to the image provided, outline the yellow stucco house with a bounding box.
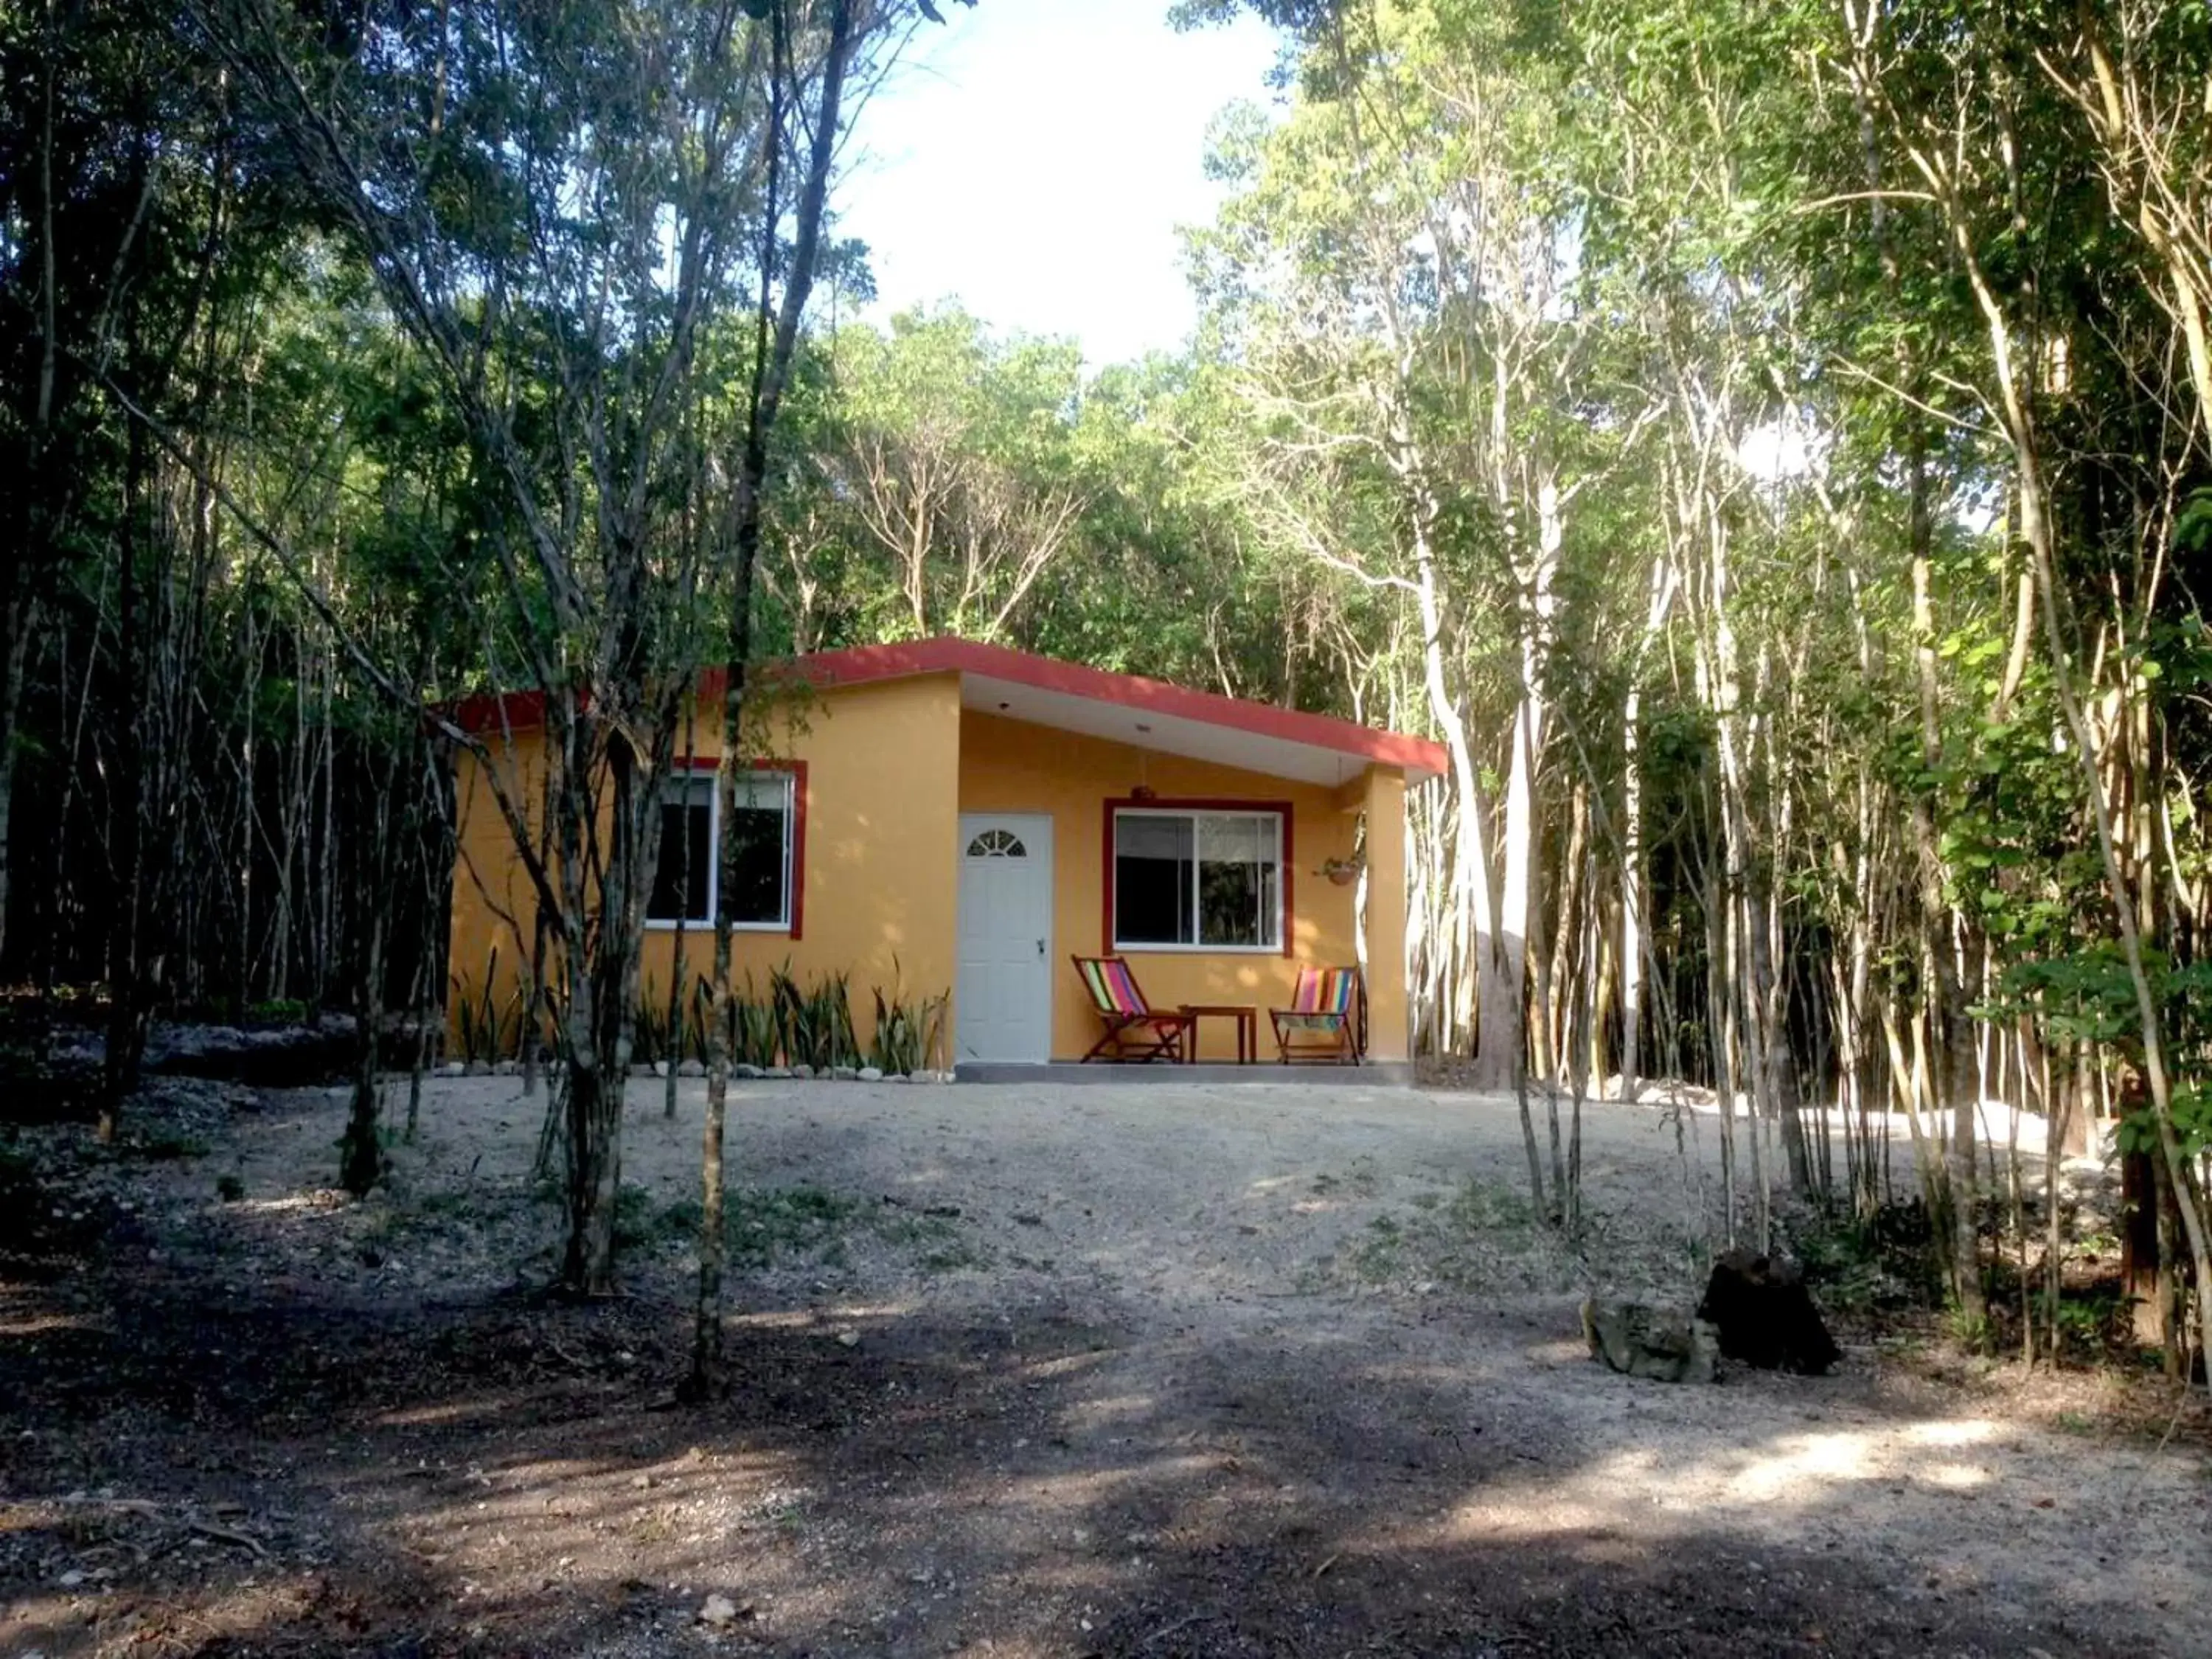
[446,639,1445,1071]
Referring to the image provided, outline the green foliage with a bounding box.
[2140,1088,2212,1162]
[873,1204,985,1273]
[869,971,947,1077]
[751,308,1335,706]
[732,966,854,1071]
[1329,1177,1575,1295]
[668,966,877,1071]
[15,0,2212,1354]
[1996,950,2212,1159]
[723,1185,863,1267]
[453,950,518,1065]
[1944,1303,1997,1356]
[773,967,859,1073]
[2036,1288,2130,1356]
[632,983,696,1069]
[1989,948,2144,1049]
[1350,1212,1405,1280]
[611,1182,684,1254]
[630,1182,978,1273]
[732,987,782,1071]
[1788,1203,1943,1314]
[2179,489,2212,559]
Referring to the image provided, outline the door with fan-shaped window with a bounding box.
[956,814,1054,1063]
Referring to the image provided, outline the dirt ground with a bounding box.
[4,1072,2209,1658]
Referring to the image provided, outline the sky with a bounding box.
[833,3,1284,369]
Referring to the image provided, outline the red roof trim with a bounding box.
[448,686,552,736]
[451,638,1447,782]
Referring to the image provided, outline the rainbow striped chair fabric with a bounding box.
[1270,965,1366,1065]
[1071,955,1193,1063]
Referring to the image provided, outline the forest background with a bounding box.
[3,0,2210,1380]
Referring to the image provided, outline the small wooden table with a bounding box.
[1179,1004,1258,1065]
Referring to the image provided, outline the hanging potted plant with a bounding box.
[1320,853,1364,887]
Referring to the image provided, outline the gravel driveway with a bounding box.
[4,1073,2205,1657]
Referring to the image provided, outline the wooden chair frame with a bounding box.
[1270,965,1367,1065]
[1071,954,1193,1063]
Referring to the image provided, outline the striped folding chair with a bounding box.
[1071,955,1193,1063]
[1270,965,1366,1065]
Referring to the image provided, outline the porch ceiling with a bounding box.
[961,673,1406,788]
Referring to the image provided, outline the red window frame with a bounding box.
[670,757,808,940]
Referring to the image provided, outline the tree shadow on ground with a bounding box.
[2,1233,2165,1659]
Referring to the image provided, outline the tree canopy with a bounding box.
[4,0,2211,1368]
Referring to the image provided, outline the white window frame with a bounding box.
[645,769,796,933]
[1110,807,1285,954]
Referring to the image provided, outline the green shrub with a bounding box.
[633,985,672,1067]
[620,1180,984,1274]
[2037,1287,2129,1352]
[771,966,858,1071]
[734,979,781,1068]
[613,1181,690,1251]
[1944,1301,1996,1353]
[672,967,863,1071]
[687,978,715,1067]
[726,1183,863,1266]
[1786,1200,1942,1313]
[869,968,947,1075]
[453,980,505,1063]
[620,1183,860,1265]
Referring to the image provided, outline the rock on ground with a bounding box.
[1582,1295,1718,1383]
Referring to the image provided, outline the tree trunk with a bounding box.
[102,411,153,1139]
[1477,481,1557,1091]
[1705,858,1738,1249]
[0,588,30,975]
[339,905,387,1196]
[1407,490,1493,1060]
[667,705,697,1119]
[1619,676,1644,1102]
[692,0,857,1399]
[555,722,649,1298]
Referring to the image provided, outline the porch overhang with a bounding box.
[787,639,1448,788]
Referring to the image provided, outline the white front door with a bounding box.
[956,813,1054,1063]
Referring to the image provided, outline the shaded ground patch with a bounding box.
[4,1075,2206,1657]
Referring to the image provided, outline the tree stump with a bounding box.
[1696,1251,1840,1374]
